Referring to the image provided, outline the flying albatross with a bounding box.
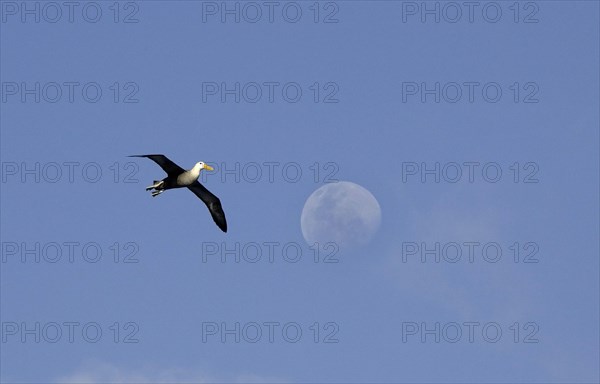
[129,154,227,232]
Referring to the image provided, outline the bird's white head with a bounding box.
[194,161,214,172]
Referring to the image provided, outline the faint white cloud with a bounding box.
[56,360,287,384]
[382,189,542,322]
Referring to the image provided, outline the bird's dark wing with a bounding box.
[188,181,227,232]
[128,154,184,176]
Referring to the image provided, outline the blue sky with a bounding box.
[1,1,599,382]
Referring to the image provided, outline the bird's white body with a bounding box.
[147,161,213,195]
[176,162,205,186]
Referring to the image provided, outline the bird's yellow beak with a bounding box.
[204,164,214,171]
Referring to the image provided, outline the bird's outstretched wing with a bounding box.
[128,154,184,176]
[188,181,227,233]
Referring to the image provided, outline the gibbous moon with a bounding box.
[301,181,381,249]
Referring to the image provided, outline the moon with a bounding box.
[301,181,382,249]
